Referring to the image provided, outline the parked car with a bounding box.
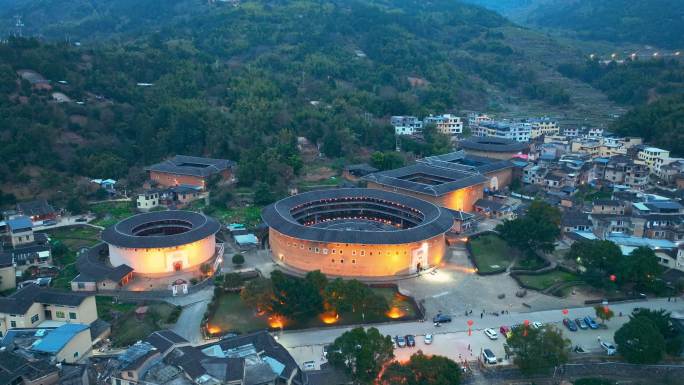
[433,314,452,324]
[424,334,433,345]
[395,335,406,348]
[531,321,543,329]
[482,348,497,364]
[43,219,57,226]
[75,217,88,222]
[563,318,578,332]
[484,328,498,340]
[584,316,599,330]
[575,318,589,330]
[600,340,617,355]
[405,335,416,347]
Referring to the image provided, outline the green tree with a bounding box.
[594,305,614,325]
[632,308,684,356]
[381,352,461,385]
[423,124,452,155]
[618,247,663,291]
[327,327,394,384]
[324,278,388,316]
[566,240,622,287]
[270,270,324,321]
[232,253,245,265]
[496,200,561,255]
[506,325,570,375]
[370,151,405,171]
[253,182,276,205]
[240,277,274,313]
[615,316,666,364]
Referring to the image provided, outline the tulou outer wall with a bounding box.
[269,228,446,277]
[108,235,216,274]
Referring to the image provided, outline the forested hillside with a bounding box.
[527,0,684,49]
[0,0,577,202]
[556,57,684,155]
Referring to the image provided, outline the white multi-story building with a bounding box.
[424,114,463,136]
[638,147,672,176]
[587,127,604,138]
[563,127,580,138]
[391,116,423,136]
[474,120,531,142]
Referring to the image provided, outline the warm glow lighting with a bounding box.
[269,315,286,329]
[450,265,477,274]
[423,270,454,283]
[386,307,406,319]
[320,311,339,324]
[207,325,221,334]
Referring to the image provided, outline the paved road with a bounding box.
[168,287,214,344]
[279,298,684,370]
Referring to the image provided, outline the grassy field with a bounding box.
[191,203,263,228]
[90,201,136,227]
[513,254,548,271]
[469,234,516,274]
[43,226,102,289]
[207,293,269,334]
[516,270,579,291]
[97,297,181,347]
[207,287,417,334]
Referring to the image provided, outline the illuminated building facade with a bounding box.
[146,155,235,190]
[101,210,221,276]
[262,189,453,277]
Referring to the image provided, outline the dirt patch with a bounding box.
[301,166,336,182]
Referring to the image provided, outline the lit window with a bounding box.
[352,259,356,264]
[315,247,320,253]
[331,259,335,263]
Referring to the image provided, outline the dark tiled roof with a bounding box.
[363,163,486,196]
[0,350,57,384]
[474,199,511,212]
[0,284,91,315]
[562,211,592,227]
[593,199,623,207]
[73,243,133,283]
[146,155,235,178]
[16,199,55,217]
[459,137,529,153]
[262,188,453,245]
[344,163,378,174]
[102,210,220,249]
[145,330,189,353]
[418,152,515,174]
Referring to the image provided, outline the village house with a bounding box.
[0,284,99,338]
[16,199,58,223]
[146,155,236,190]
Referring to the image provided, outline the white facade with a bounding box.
[108,235,216,275]
[136,192,160,211]
[391,116,423,136]
[529,118,560,139]
[638,147,671,176]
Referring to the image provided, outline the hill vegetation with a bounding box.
[0,0,576,203]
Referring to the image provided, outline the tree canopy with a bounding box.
[615,316,666,364]
[566,239,622,288]
[327,327,394,385]
[506,325,570,374]
[496,200,560,255]
[380,352,461,385]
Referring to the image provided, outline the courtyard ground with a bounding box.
[468,234,516,274]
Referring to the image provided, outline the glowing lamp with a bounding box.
[562,309,569,315]
[609,274,616,282]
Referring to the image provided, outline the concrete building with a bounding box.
[391,116,423,136]
[146,155,235,190]
[474,120,531,142]
[0,284,98,338]
[637,147,671,176]
[424,114,463,135]
[528,118,560,139]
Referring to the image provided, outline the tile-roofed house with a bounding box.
[561,211,593,233]
[591,199,626,215]
[146,155,236,190]
[144,330,190,354]
[343,163,379,180]
[473,198,514,219]
[0,284,98,337]
[363,162,486,212]
[16,199,57,221]
[0,350,59,385]
[31,323,92,363]
[71,243,133,292]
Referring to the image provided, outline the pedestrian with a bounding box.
[480,312,483,319]
[468,344,471,351]
[668,297,671,302]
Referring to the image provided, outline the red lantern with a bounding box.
[523,320,530,336]
[467,320,474,326]
[609,274,617,282]
[467,319,473,336]
[562,309,569,315]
